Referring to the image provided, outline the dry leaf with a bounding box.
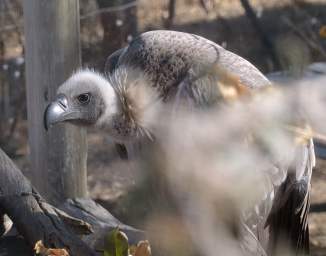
[319,25,326,38]
[130,240,151,256]
[34,240,69,256]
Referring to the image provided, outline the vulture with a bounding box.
[44,30,315,255]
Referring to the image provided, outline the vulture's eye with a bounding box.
[77,93,90,104]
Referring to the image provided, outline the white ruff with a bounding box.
[58,67,160,142]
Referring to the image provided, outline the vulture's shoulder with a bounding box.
[104,47,126,74]
[117,30,219,74]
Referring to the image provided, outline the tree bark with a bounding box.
[0,148,95,256]
[0,147,145,255]
[0,236,30,256]
[60,198,146,250]
[0,211,6,237]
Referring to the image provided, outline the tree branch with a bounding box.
[239,0,281,70]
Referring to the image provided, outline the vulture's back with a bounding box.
[107,30,270,101]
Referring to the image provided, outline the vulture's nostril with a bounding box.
[58,100,67,109]
[44,94,69,130]
[57,94,68,109]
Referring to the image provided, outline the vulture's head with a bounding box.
[44,68,158,142]
[44,69,118,129]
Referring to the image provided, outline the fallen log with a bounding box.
[0,147,146,255]
[0,198,146,256]
[0,210,6,237]
[0,148,95,256]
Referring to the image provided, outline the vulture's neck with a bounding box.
[94,68,157,142]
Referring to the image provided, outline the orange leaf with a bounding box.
[34,240,69,256]
[133,241,151,256]
[319,25,326,38]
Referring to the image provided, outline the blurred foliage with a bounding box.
[104,228,151,256]
[0,0,326,151]
[104,228,129,256]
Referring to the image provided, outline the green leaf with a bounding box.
[104,228,129,256]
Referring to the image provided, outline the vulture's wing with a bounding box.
[105,48,129,159]
[114,30,270,93]
[105,47,126,75]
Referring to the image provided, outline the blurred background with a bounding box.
[1,0,326,254]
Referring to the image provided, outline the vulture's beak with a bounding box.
[44,94,70,130]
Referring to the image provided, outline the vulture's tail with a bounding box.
[265,138,315,256]
[265,172,310,255]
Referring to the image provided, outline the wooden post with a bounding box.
[23,0,87,205]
